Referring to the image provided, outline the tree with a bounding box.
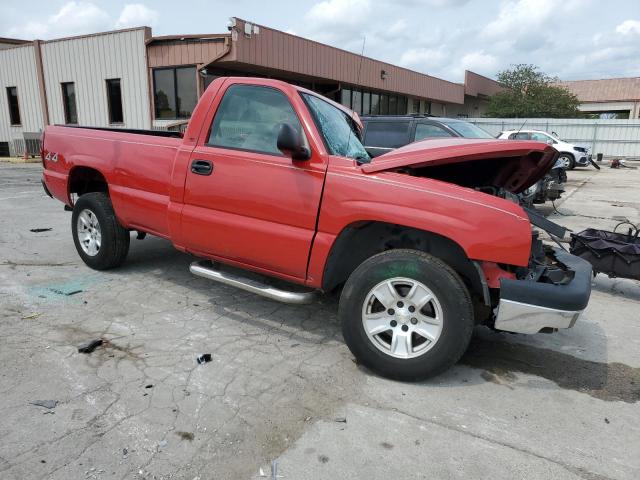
[487,64,581,118]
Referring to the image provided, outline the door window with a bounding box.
[208,85,304,155]
[364,121,411,148]
[509,132,531,140]
[414,123,454,140]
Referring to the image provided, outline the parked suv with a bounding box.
[497,129,591,169]
[361,115,494,158]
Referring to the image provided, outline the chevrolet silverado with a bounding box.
[41,77,592,380]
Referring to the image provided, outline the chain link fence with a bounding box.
[467,118,640,160]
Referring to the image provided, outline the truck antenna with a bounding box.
[515,118,527,137]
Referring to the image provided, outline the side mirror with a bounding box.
[277,123,310,161]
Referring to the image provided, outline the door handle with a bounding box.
[191,159,213,176]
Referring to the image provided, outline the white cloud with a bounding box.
[616,19,640,35]
[5,2,158,39]
[7,1,111,38]
[306,0,371,28]
[460,51,498,74]
[115,4,159,29]
[484,0,555,38]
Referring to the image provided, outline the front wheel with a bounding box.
[559,153,575,170]
[339,249,474,381]
[71,192,130,270]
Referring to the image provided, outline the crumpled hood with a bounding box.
[361,138,558,193]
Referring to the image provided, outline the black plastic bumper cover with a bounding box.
[499,248,592,312]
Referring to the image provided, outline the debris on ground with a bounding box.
[78,339,103,354]
[29,228,52,233]
[145,384,153,389]
[21,312,41,320]
[50,287,83,296]
[30,399,58,409]
[196,353,212,364]
[334,417,347,423]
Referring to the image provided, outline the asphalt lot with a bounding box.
[0,162,639,480]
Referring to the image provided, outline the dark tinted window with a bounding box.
[364,121,412,148]
[341,88,351,109]
[414,123,454,140]
[208,84,303,155]
[379,95,389,115]
[153,67,197,119]
[509,132,531,140]
[176,67,197,117]
[61,82,77,124]
[440,120,494,139]
[6,87,20,125]
[370,93,379,114]
[352,90,362,115]
[106,79,123,124]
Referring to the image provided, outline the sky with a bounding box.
[1,0,639,83]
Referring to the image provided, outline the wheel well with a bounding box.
[322,222,486,303]
[68,167,108,198]
[558,152,574,159]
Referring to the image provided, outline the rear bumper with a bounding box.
[494,248,592,334]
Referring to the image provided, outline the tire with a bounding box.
[339,249,474,381]
[71,192,130,270]
[559,153,575,170]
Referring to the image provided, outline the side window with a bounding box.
[364,121,411,148]
[208,85,304,155]
[414,123,454,141]
[531,132,552,143]
[510,132,530,140]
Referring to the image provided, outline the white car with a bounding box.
[497,129,591,169]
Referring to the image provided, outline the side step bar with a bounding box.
[189,260,318,305]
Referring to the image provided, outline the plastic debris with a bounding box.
[78,339,103,353]
[30,399,58,409]
[334,417,347,423]
[30,228,52,233]
[196,353,212,365]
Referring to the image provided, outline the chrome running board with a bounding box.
[189,260,318,305]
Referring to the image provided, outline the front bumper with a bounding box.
[575,153,591,166]
[494,248,592,334]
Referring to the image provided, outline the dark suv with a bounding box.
[361,115,494,157]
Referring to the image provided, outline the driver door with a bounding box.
[180,82,326,281]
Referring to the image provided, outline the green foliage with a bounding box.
[487,64,581,118]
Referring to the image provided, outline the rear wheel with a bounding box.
[339,249,474,381]
[71,192,130,270]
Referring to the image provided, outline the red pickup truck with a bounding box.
[41,77,591,380]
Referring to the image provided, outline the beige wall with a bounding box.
[41,28,151,129]
[0,44,44,154]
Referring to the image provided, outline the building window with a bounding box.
[362,92,370,115]
[106,79,123,124]
[61,82,78,124]
[370,93,379,114]
[352,90,362,115]
[6,87,21,125]
[340,88,352,109]
[153,67,198,119]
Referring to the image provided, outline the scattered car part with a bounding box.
[77,338,103,353]
[30,400,58,409]
[196,353,212,364]
[570,224,640,280]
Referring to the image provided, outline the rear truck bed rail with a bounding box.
[494,248,592,334]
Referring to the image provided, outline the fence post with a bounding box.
[591,122,598,154]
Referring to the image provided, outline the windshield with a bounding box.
[439,120,494,139]
[301,93,371,162]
